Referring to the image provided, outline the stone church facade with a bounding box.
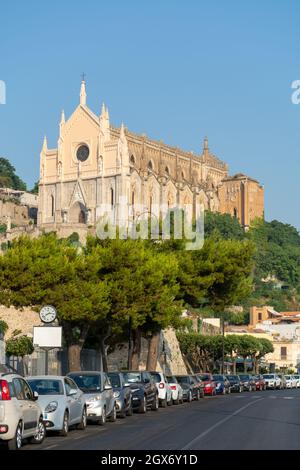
[37,80,264,233]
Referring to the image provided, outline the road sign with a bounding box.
[33,326,62,348]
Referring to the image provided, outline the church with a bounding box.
[37,80,264,234]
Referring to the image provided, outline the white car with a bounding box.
[284,375,295,388]
[27,375,87,436]
[0,372,46,450]
[166,375,184,404]
[293,375,300,388]
[262,374,281,390]
[150,372,172,407]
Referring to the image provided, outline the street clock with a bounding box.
[39,305,57,324]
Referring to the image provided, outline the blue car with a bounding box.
[212,374,231,394]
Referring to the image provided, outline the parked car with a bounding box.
[122,371,159,413]
[28,375,87,435]
[150,372,172,407]
[212,374,231,394]
[238,374,255,391]
[262,373,281,390]
[175,375,201,401]
[67,371,115,426]
[253,374,266,391]
[107,372,133,418]
[226,375,242,393]
[197,373,216,396]
[277,374,287,389]
[192,375,205,398]
[284,375,297,389]
[293,374,300,388]
[0,373,45,450]
[166,375,184,404]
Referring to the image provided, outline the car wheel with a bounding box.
[188,391,192,402]
[138,396,147,414]
[7,421,23,450]
[77,407,87,430]
[59,411,69,436]
[151,394,159,411]
[173,397,179,405]
[30,417,46,444]
[196,390,200,401]
[160,398,167,408]
[98,406,106,426]
[109,404,117,422]
[119,406,127,419]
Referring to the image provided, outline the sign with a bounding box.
[33,326,62,348]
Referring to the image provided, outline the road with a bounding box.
[23,388,300,450]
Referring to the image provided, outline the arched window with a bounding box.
[165,166,170,175]
[148,160,153,171]
[149,195,152,215]
[233,208,238,218]
[130,154,135,165]
[111,188,114,209]
[181,171,185,180]
[132,191,135,207]
[51,195,54,217]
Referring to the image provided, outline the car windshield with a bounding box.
[123,372,142,383]
[199,374,211,381]
[285,375,291,379]
[239,375,249,379]
[167,376,177,383]
[175,376,189,384]
[263,375,275,379]
[107,373,121,388]
[150,373,162,383]
[28,379,64,395]
[227,375,239,380]
[213,375,224,381]
[69,374,101,392]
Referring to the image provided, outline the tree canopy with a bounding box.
[0,157,27,191]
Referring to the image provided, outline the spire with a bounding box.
[203,136,209,159]
[60,109,65,125]
[101,102,106,117]
[80,78,87,106]
[105,106,109,121]
[120,122,126,140]
[42,135,48,151]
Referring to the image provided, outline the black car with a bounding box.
[175,375,201,402]
[122,371,159,413]
[226,375,243,393]
[239,374,255,391]
[107,372,133,418]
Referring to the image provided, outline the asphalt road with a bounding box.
[22,388,300,450]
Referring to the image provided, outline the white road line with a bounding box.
[182,398,264,450]
[43,444,59,450]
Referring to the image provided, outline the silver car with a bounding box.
[27,375,87,436]
[67,371,116,425]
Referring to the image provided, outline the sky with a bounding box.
[0,0,299,228]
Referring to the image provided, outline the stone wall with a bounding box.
[0,200,30,226]
[107,328,187,374]
[0,305,40,339]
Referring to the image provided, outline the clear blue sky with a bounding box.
[0,0,299,228]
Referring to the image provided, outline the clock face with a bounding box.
[40,305,57,324]
[76,144,89,162]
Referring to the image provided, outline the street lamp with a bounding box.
[221,318,228,374]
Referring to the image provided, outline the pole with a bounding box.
[222,317,225,375]
[127,318,132,370]
[45,349,49,375]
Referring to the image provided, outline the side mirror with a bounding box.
[124,383,130,388]
[104,384,112,390]
[33,391,39,401]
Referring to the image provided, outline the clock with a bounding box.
[76,144,89,162]
[39,305,57,324]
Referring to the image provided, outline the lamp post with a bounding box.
[221,318,228,375]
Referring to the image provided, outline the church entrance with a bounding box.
[69,201,86,224]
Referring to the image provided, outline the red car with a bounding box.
[253,374,266,391]
[197,373,216,396]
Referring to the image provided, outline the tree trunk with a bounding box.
[244,358,247,372]
[68,344,82,372]
[130,329,142,370]
[146,331,161,371]
[99,337,108,372]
